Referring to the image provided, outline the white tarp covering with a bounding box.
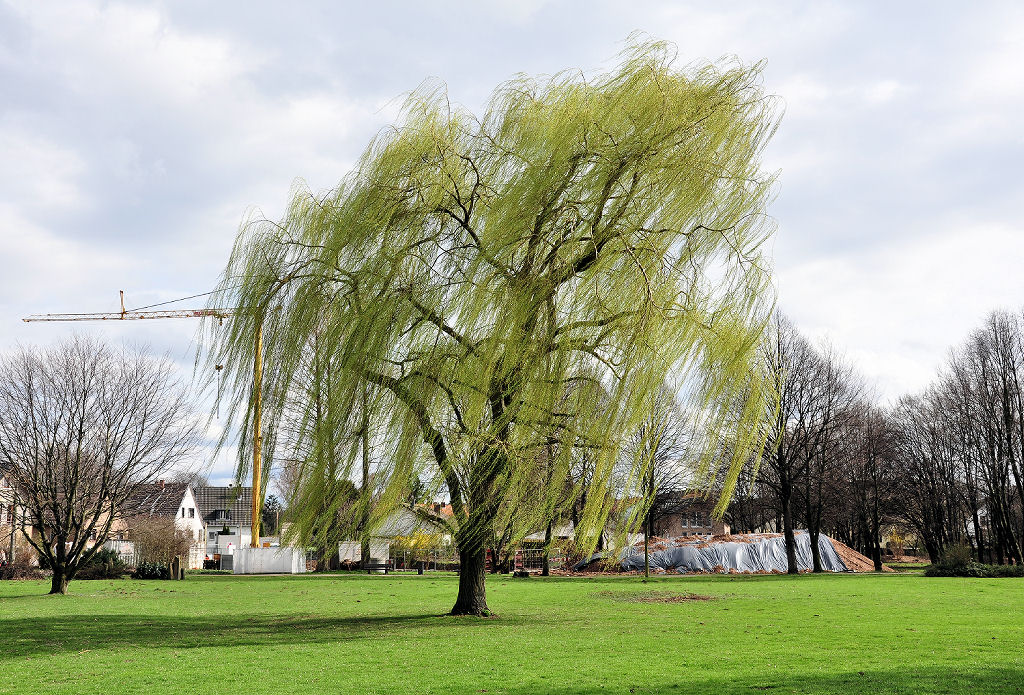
[233,546,307,574]
[615,532,849,573]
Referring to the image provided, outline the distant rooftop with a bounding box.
[195,486,253,526]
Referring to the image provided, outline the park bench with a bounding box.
[365,560,393,574]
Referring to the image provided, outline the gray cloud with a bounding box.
[2,0,1022,479]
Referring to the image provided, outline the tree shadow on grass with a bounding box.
[495,665,1024,695]
[0,611,528,660]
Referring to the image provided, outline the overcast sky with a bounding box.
[2,1,1022,481]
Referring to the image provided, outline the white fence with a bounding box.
[103,539,204,570]
[233,546,307,574]
[103,539,140,567]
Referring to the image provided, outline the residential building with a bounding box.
[110,481,206,568]
[1,471,35,564]
[650,491,731,537]
[195,485,255,562]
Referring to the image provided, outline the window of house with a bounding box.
[208,531,217,541]
[188,507,195,518]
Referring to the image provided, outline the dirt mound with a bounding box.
[595,590,714,603]
[829,537,893,572]
[565,536,884,573]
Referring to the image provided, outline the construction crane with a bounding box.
[23,290,267,548]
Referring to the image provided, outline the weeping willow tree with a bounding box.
[206,39,778,615]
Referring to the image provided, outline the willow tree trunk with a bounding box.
[451,503,491,616]
[359,391,372,570]
[643,534,650,579]
[452,547,488,615]
[541,521,552,577]
[644,462,653,579]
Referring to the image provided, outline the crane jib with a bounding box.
[23,309,234,321]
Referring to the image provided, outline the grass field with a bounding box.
[884,562,931,574]
[1,572,1021,694]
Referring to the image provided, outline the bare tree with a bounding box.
[171,469,210,489]
[622,386,694,577]
[796,344,864,572]
[838,402,899,570]
[128,516,195,567]
[0,337,198,594]
[892,310,1024,564]
[759,314,830,574]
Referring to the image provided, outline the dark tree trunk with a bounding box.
[359,387,371,571]
[49,568,69,595]
[870,503,883,572]
[451,547,488,616]
[360,538,371,569]
[809,526,822,573]
[541,521,552,577]
[643,529,650,579]
[644,462,653,579]
[780,476,799,574]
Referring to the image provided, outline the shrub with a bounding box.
[0,558,46,580]
[77,547,131,580]
[128,516,195,566]
[132,561,170,580]
[925,555,1024,578]
[939,543,973,569]
[0,534,44,579]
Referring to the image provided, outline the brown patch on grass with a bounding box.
[594,590,715,603]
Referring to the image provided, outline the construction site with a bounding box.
[569,531,886,576]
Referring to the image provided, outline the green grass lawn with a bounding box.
[1,572,1021,694]
[886,561,931,574]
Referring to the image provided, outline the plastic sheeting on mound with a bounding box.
[619,532,849,574]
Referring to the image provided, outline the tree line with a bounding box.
[724,309,1024,571]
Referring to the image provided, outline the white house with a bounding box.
[1,472,31,564]
[194,485,255,567]
[111,481,206,568]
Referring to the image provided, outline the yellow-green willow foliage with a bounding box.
[206,39,778,614]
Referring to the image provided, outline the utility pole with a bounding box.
[250,320,263,547]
